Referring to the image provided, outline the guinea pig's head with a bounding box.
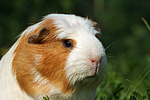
[12,14,107,97]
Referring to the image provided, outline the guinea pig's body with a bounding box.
[0,14,107,100]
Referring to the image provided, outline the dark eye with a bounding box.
[62,39,73,48]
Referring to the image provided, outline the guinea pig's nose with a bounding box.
[91,60,97,66]
[90,58,102,66]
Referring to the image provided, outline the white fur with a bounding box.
[0,42,34,100]
[0,14,107,100]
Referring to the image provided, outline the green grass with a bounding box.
[95,66,150,100]
[43,95,49,100]
[95,18,150,100]
[141,18,150,32]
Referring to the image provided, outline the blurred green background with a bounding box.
[0,0,150,99]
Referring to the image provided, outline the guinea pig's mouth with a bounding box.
[87,65,99,78]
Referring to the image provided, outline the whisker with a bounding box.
[105,41,117,51]
[105,39,123,51]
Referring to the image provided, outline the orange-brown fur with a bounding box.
[12,19,75,96]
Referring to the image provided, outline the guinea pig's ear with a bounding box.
[28,27,49,44]
[92,21,101,32]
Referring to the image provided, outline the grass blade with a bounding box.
[141,17,150,32]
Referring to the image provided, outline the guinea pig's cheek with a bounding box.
[34,54,44,66]
[98,55,107,77]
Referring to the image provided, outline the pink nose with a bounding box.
[90,58,101,66]
[91,60,97,65]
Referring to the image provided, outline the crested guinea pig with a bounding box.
[0,14,107,100]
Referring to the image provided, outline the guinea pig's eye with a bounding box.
[62,39,73,48]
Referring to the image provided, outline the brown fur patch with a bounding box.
[92,21,101,32]
[12,18,75,97]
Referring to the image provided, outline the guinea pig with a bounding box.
[0,14,107,100]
